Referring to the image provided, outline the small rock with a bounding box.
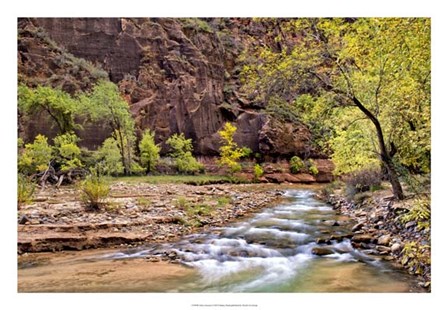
[405,221,417,229]
[378,235,391,246]
[352,234,374,243]
[383,256,395,261]
[351,222,364,232]
[391,243,403,253]
[146,256,161,262]
[312,247,334,256]
[376,245,391,253]
[18,215,30,225]
[316,238,330,244]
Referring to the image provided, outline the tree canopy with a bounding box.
[241,18,430,199]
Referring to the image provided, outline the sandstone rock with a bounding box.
[312,247,334,256]
[377,235,391,246]
[376,245,391,253]
[405,221,417,229]
[264,173,316,184]
[351,222,364,232]
[18,215,30,225]
[352,234,375,243]
[19,18,321,159]
[391,243,403,253]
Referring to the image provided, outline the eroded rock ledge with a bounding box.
[18,183,285,253]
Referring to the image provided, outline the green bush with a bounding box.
[185,204,212,217]
[400,198,431,230]
[93,137,124,176]
[17,174,35,208]
[401,242,431,276]
[307,159,319,175]
[18,135,53,174]
[80,173,110,211]
[166,133,203,174]
[53,132,83,172]
[217,196,231,207]
[139,129,160,173]
[290,156,304,174]
[254,164,264,181]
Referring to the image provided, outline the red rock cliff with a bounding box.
[18,18,322,158]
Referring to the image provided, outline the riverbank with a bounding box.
[18,182,289,254]
[318,185,431,291]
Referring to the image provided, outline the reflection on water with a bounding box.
[18,189,422,292]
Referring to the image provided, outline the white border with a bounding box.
[2,1,447,309]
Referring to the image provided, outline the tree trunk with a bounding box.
[352,96,405,200]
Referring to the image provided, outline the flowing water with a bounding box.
[18,189,422,292]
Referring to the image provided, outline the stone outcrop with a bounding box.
[18,18,324,158]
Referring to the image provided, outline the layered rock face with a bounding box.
[18,18,322,158]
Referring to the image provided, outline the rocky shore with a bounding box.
[18,182,285,254]
[319,189,431,291]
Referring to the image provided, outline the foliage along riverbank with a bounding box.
[317,179,431,291]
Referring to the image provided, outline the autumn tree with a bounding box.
[218,122,248,174]
[241,18,430,200]
[139,129,160,174]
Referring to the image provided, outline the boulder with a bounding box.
[391,243,403,253]
[312,247,334,256]
[351,234,375,243]
[377,235,391,246]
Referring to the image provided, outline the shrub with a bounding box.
[217,196,231,207]
[166,133,203,174]
[139,129,160,174]
[400,198,431,230]
[130,162,146,175]
[218,122,249,174]
[53,132,83,172]
[290,156,304,174]
[345,168,383,196]
[254,164,264,181]
[93,137,124,176]
[185,204,212,217]
[18,174,35,207]
[18,135,53,174]
[401,242,431,276]
[307,159,319,175]
[175,196,188,208]
[80,172,110,211]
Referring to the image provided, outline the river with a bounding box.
[18,189,422,292]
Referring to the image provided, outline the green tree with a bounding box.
[80,81,137,175]
[217,122,247,174]
[18,84,80,134]
[18,134,53,174]
[53,132,83,172]
[241,18,430,200]
[139,129,160,174]
[166,133,203,174]
[94,137,124,176]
